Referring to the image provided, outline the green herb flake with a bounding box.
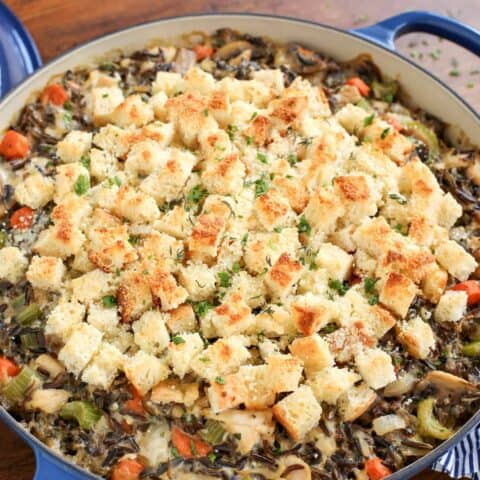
[215,376,226,385]
[193,300,214,318]
[256,151,268,164]
[73,174,90,195]
[364,277,378,294]
[389,192,407,205]
[187,185,208,205]
[102,295,117,308]
[203,108,209,117]
[392,356,402,366]
[218,271,232,288]
[288,153,298,166]
[246,136,254,145]
[364,113,375,126]
[241,233,249,247]
[328,279,349,296]
[80,155,90,169]
[368,294,379,305]
[384,93,394,104]
[232,262,241,273]
[172,335,186,345]
[297,215,312,236]
[226,124,238,140]
[273,226,283,233]
[254,177,269,197]
[128,235,140,245]
[380,127,390,140]
[321,323,339,334]
[394,223,408,235]
[63,110,73,125]
[208,452,217,463]
[250,111,258,121]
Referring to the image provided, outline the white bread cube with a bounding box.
[81,342,124,388]
[265,253,303,300]
[272,385,322,440]
[15,172,54,208]
[150,273,188,312]
[308,367,360,405]
[26,256,65,292]
[123,351,170,395]
[289,335,334,377]
[110,94,154,127]
[70,269,115,303]
[58,323,103,376]
[254,188,294,231]
[435,240,477,281]
[335,104,370,134]
[92,124,132,158]
[355,348,396,390]
[338,383,377,421]
[44,299,85,342]
[188,213,226,263]
[315,243,353,281]
[89,148,118,181]
[291,293,338,336]
[168,332,204,378]
[211,293,254,337]
[165,304,197,334]
[182,67,216,95]
[113,185,159,224]
[117,269,153,323]
[56,130,92,163]
[438,193,462,229]
[105,325,134,354]
[177,263,216,301]
[54,163,90,202]
[87,302,118,333]
[379,272,417,318]
[152,71,182,96]
[434,290,468,323]
[236,364,275,410]
[397,316,435,359]
[133,310,170,355]
[33,224,85,258]
[372,414,407,436]
[252,68,285,95]
[149,91,168,120]
[421,262,448,304]
[207,372,248,413]
[201,153,245,196]
[254,304,297,337]
[150,380,199,407]
[267,354,303,393]
[154,205,191,239]
[303,189,345,234]
[25,388,70,414]
[190,336,250,380]
[0,247,28,283]
[91,86,124,126]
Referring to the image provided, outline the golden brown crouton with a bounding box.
[265,252,303,300]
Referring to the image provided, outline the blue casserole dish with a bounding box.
[0,10,479,480]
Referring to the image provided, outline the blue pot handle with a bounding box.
[33,446,91,480]
[352,10,480,55]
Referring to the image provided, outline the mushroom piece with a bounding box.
[424,370,477,393]
[383,372,418,397]
[173,48,197,74]
[283,44,328,74]
[0,181,15,218]
[214,40,253,61]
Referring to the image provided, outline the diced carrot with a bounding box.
[386,116,403,132]
[111,458,144,480]
[192,44,214,61]
[10,207,34,230]
[452,280,480,306]
[40,84,69,106]
[0,130,30,160]
[365,457,393,480]
[171,426,211,459]
[346,76,371,97]
[124,385,146,416]
[0,357,20,383]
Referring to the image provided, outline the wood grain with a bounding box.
[1,0,478,478]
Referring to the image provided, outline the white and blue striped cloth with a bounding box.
[432,424,480,479]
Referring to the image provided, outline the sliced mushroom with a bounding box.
[25,388,70,414]
[215,40,252,61]
[424,370,477,393]
[173,48,197,74]
[383,372,418,397]
[284,44,328,74]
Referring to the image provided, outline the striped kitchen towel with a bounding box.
[432,424,480,479]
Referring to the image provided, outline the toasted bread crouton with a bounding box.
[270,96,308,127]
[211,293,254,336]
[117,269,153,322]
[149,272,188,312]
[168,332,204,378]
[254,189,294,231]
[272,175,309,213]
[353,217,396,257]
[379,272,417,318]
[123,351,170,395]
[434,290,468,323]
[133,310,170,355]
[289,335,334,377]
[315,243,353,282]
[201,153,245,196]
[303,189,345,234]
[355,348,396,390]
[178,263,216,301]
[254,304,297,337]
[70,269,115,304]
[151,379,199,407]
[243,115,271,146]
[236,364,276,409]
[45,299,85,342]
[188,213,226,263]
[421,262,448,304]
[265,253,303,300]
[91,86,124,126]
[110,94,154,128]
[26,255,65,292]
[266,354,303,393]
[56,130,92,164]
[15,172,55,209]
[272,385,322,440]
[338,383,377,421]
[154,205,191,239]
[308,366,360,405]
[435,240,477,281]
[397,316,435,359]
[113,185,159,224]
[165,304,197,333]
[81,342,124,389]
[207,372,248,413]
[291,293,338,335]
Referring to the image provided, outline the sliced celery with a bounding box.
[2,366,35,404]
[462,341,480,357]
[17,304,41,325]
[417,397,453,440]
[201,419,226,445]
[404,121,440,158]
[372,79,399,101]
[60,401,102,430]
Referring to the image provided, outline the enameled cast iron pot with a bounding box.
[0,11,479,480]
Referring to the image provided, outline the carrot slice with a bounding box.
[0,357,20,383]
[365,457,393,480]
[111,458,144,480]
[386,116,403,132]
[0,130,30,160]
[171,426,211,458]
[346,76,371,97]
[452,280,480,306]
[124,385,146,416]
[10,207,34,230]
[192,44,214,61]
[40,84,69,106]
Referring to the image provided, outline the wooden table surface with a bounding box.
[1,0,479,479]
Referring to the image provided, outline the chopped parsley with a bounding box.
[273,226,283,233]
[203,108,209,117]
[256,151,268,164]
[128,235,140,245]
[288,153,298,166]
[364,277,378,294]
[172,335,186,345]
[389,192,407,205]
[80,155,90,169]
[368,295,379,305]
[208,452,217,463]
[193,300,214,318]
[328,279,349,296]
[384,93,394,104]
[102,295,117,308]
[297,215,312,236]
[241,233,249,247]
[250,111,258,121]
[226,124,238,140]
[186,185,208,206]
[218,271,232,288]
[232,262,241,273]
[394,223,408,235]
[380,127,390,140]
[107,176,122,187]
[254,177,269,197]
[246,136,253,145]
[215,376,226,385]
[321,323,339,334]
[73,174,90,195]
[299,137,312,146]
[363,113,375,126]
